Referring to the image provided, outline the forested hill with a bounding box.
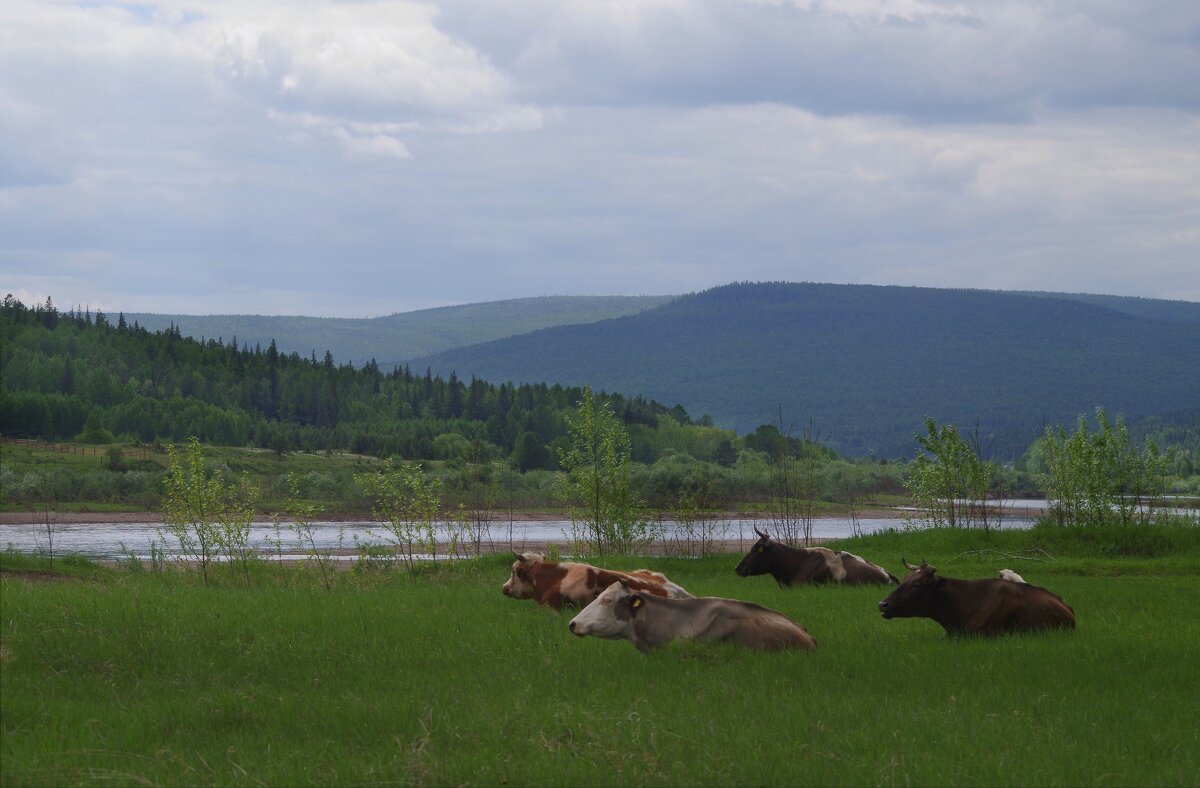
[415,282,1200,458]
[0,296,717,466]
[127,295,674,368]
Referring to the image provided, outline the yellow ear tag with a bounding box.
[631,598,643,608]
[756,546,764,553]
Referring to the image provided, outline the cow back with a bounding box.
[992,581,1075,633]
[717,600,818,651]
[508,555,690,609]
[838,551,896,585]
[558,564,683,608]
[631,596,817,652]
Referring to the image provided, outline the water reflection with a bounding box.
[1,515,1039,561]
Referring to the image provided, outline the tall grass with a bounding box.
[2,528,1198,786]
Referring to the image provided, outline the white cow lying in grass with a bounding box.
[568,580,817,653]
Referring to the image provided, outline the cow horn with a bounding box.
[902,557,919,571]
[512,550,525,561]
[754,526,769,539]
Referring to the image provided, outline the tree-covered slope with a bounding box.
[416,283,1200,458]
[126,295,674,367]
[0,296,701,466]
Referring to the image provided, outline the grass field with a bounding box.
[2,525,1199,786]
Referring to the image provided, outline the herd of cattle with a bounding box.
[502,527,1076,652]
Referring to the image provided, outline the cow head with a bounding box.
[877,559,941,619]
[735,526,774,577]
[568,581,643,640]
[501,552,543,599]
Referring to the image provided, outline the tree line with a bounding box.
[0,294,732,468]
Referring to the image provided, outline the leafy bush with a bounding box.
[1038,407,1170,527]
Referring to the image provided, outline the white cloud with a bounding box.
[201,2,512,114]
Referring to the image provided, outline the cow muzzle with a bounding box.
[878,599,893,619]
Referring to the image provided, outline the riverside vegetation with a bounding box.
[2,524,1199,786]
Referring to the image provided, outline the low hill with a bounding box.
[415,282,1200,458]
[126,295,674,367]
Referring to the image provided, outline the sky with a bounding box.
[2,0,1198,317]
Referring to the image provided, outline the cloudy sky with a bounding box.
[2,0,1198,317]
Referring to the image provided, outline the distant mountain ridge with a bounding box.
[127,295,675,367]
[124,288,1198,371]
[413,282,1200,458]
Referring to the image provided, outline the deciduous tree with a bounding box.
[555,387,655,555]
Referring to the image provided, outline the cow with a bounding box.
[998,568,1027,583]
[877,559,1075,636]
[734,527,896,586]
[568,580,817,652]
[501,552,691,609]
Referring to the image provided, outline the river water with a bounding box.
[6,497,1192,562]
[0,513,1041,561]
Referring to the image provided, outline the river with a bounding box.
[0,513,1042,561]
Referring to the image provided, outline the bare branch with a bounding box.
[946,547,1056,563]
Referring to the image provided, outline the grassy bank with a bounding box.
[2,525,1199,786]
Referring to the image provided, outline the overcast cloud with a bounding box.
[2,0,1198,316]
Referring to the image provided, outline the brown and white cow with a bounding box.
[877,559,1075,636]
[734,528,896,586]
[568,580,817,652]
[501,552,691,609]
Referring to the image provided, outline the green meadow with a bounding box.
[2,525,1198,786]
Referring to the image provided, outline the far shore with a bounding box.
[0,504,1057,527]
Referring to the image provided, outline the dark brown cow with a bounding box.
[878,559,1076,636]
[734,528,896,586]
[568,580,817,653]
[501,552,691,609]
